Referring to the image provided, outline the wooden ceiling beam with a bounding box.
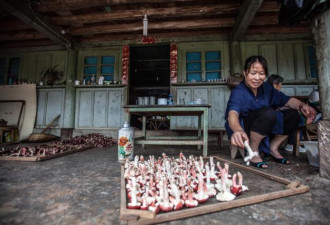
[79,29,230,43]
[230,0,264,41]
[69,18,234,35]
[52,3,239,25]
[0,31,44,41]
[35,0,205,12]
[0,0,74,49]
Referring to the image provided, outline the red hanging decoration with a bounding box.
[170,43,178,83]
[121,45,129,85]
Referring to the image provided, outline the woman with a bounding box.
[225,56,316,168]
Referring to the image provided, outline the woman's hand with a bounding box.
[231,130,249,149]
[300,103,317,124]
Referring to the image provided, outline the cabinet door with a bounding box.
[172,88,192,128]
[296,86,314,96]
[93,90,107,127]
[192,88,208,128]
[76,90,93,127]
[36,89,64,128]
[108,90,123,127]
[281,86,296,96]
[209,87,226,128]
[46,90,64,126]
[36,90,47,126]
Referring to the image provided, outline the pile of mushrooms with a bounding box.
[1,133,116,157]
[124,153,248,213]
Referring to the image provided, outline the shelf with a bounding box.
[133,86,170,90]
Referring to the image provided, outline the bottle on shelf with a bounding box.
[91,74,96,85]
[168,94,173,105]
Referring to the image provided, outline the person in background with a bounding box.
[266,74,306,153]
[308,89,322,123]
[225,56,316,169]
[266,74,284,91]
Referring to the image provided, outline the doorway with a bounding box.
[129,44,170,129]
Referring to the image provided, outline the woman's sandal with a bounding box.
[269,154,290,164]
[250,161,268,169]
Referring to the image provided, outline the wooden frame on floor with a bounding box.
[120,156,310,225]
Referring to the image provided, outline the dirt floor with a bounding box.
[0,140,329,225]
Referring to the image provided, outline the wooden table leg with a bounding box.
[142,115,146,149]
[197,114,201,150]
[203,108,209,157]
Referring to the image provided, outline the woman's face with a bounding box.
[244,62,267,94]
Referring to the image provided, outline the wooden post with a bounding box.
[63,49,78,128]
[311,7,330,179]
[229,41,242,74]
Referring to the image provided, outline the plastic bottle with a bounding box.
[91,74,96,85]
[168,94,173,105]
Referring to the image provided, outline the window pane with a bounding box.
[84,56,98,65]
[187,73,201,82]
[104,75,114,81]
[311,69,317,78]
[309,58,316,67]
[9,58,20,75]
[205,51,220,60]
[84,66,97,74]
[308,46,315,57]
[186,62,201,71]
[206,62,220,71]
[101,65,114,74]
[186,52,201,61]
[102,56,115,64]
[206,72,220,80]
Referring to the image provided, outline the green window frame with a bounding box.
[0,57,20,85]
[83,55,115,81]
[185,50,221,82]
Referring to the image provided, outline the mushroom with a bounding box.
[193,174,209,203]
[127,177,141,209]
[230,173,242,196]
[184,187,198,208]
[216,169,236,202]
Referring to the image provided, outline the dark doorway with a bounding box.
[129,45,170,128]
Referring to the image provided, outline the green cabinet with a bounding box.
[171,85,231,129]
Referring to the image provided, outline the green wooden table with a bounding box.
[122,105,211,157]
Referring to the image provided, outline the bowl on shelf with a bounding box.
[104,81,111,85]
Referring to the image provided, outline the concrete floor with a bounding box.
[0,142,329,225]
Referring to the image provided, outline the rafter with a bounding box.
[230,0,264,41]
[52,3,239,26]
[69,18,234,35]
[0,0,74,49]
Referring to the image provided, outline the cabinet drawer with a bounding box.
[296,87,314,96]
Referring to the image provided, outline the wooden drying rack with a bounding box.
[120,156,310,225]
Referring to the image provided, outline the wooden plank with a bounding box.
[120,165,155,220]
[0,0,73,48]
[135,139,203,145]
[37,145,92,161]
[120,157,310,224]
[53,3,240,25]
[230,0,264,41]
[70,18,234,36]
[129,185,309,225]
[0,156,38,161]
[213,156,292,185]
[0,145,92,162]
